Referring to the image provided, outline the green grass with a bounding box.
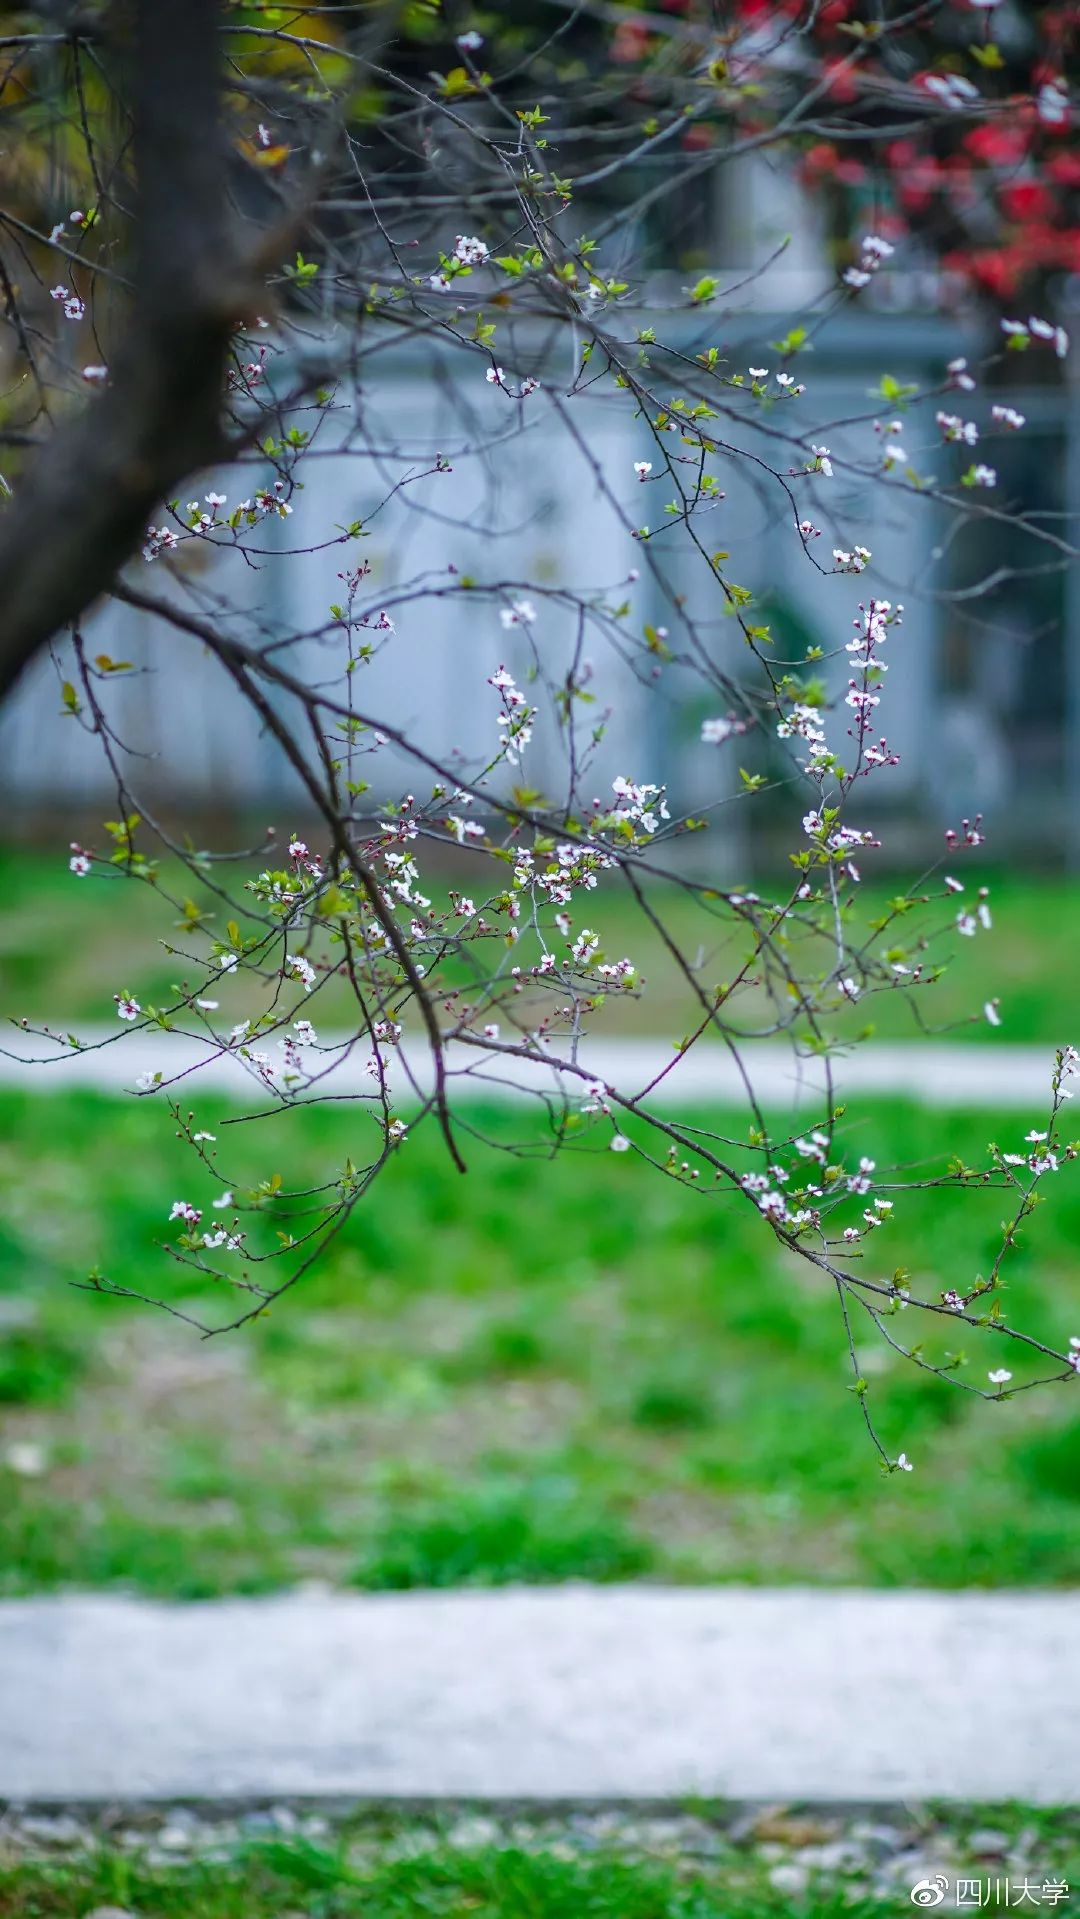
[0,1846,954,1919]
[356,1475,652,1589]
[0,1324,83,1406]
[2,842,1077,1044]
[3,1089,1080,1596]
[2,1807,1077,1919]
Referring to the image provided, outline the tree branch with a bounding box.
[0,0,248,699]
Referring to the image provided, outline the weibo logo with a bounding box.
[909,1877,949,1908]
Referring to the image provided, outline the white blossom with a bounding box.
[1037,80,1068,127]
[454,234,489,267]
[701,716,741,745]
[500,599,537,629]
[286,954,316,991]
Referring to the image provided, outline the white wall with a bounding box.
[0,332,948,823]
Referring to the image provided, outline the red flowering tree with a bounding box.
[748,0,1078,305]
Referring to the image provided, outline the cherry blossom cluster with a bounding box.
[49,284,85,321]
[842,233,894,290]
[606,776,670,839]
[488,664,535,765]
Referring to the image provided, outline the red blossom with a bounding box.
[821,57,859,105]
[963,123,1029,166]
[1000,180,1056,223]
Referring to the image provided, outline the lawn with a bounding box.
[4,1845,853,1919]
[2,841,1078,1044]
[2,1089,1080,1597]
[1,1805,1077,1919]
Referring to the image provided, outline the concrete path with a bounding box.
[0,1028,1064,1108]
[3,1587,1077,1804]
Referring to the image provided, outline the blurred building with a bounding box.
[2,156,1076,865]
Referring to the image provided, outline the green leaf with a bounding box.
[875,374,918,405]
[317,885,352,917]
[285,251,320,284]
[437,64,489,98]
[770,325,808,355]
